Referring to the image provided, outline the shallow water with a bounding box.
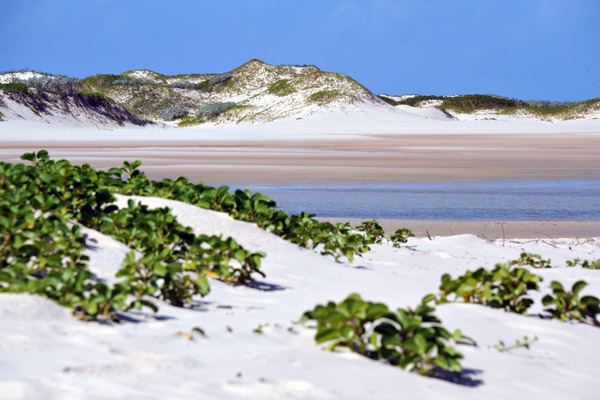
[244,180,600,220]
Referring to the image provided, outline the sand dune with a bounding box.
[1,195,599,399]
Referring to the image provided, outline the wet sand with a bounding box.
[1,133,599,237]
[1,133,599,186]
[318,218,600,239]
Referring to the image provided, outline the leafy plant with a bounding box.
[390,228,414,247]
[355,220,386,243]
[512,252,552,269]
[493,335,538,352]
[0,150,267,321]
[437,262,542,314]
[321,223,371,262]
[301,294,471,377]
[542,281,600,325]
[566,258,600,269]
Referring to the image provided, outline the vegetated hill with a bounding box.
[0,74,151,127]
[79,59,384,126]
[379,94,600,121]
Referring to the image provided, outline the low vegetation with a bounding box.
[195,102,236,119]
[437,261,542,314]
[0,82,30,95]
[301,293,471,377]
[434,255,600,323]
[157,108,189,121]
[1,151,416,320]
[177,115,206,127]
[384,93,600,120]
[308,90,341,104]
[566,258,600,269]
[268,79,295,96]
[0,151,266,320]
[542,281,600,324]
[354,220,414,247]
[493,335,538,352]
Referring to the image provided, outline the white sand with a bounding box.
[1,99,600,144]
[1,194,599,399]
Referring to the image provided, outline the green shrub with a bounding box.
[566,258,600,269]
[377,95,399,106]
[301,294,471,377]
[197,80,211,91]
[170,81,199,90]
[437,262,542,314]
[441,95,522,113]
[542,281,600,324]
[354,221,413,248]
[390,228,414,247]
[208,73,232,85]
[355,220,386,243]
[268,79,295,96]
[21,75,81,94]
[512,252,552,269]
[0,82,30,95]
[178,116,205,127]
[395,95,443,107]
[80,74,121,90]
[321,223,370,262]
[113,78,147,85]
[195,102,236,119]
[158,108,189,120]
[308,90,341,104]
[11,150,374,268]
[0,150,267,320]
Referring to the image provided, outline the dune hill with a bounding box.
[379,94,600,122]
[1,62,599,128]
[78,59,384,125]
[0,74,150,128]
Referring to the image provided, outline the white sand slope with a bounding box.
[2,94,600,141]
[1,195,599,399]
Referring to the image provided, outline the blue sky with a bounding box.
[1,0,598,101]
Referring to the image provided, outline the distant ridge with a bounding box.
[1,62,599,127]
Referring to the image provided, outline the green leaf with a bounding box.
[195,275,210,296]
[413,333,428,354]
[541,294,555,306]
[315,328,341,344]
[572,280,588,296]
[153,263,167,277]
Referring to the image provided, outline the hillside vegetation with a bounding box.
[0,73,151,126]
[78,59,381,125]
[2,64,598,126]
[379,94,600,121]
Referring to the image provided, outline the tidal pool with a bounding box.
[244,180,600,220]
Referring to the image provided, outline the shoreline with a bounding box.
[1,132,598,239]
[317,218,600,239]
[1,133,599,186]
